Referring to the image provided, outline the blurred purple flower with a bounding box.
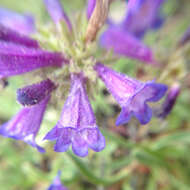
[122,0,166,38]
[47,171,68,190]
[0,78,56,152]
[0,7,35,35]
[94,63,167,125]
[44,74,105,157]
[100,27,156,64]
[100,0,166,64]
[157,83,180,119]
[44,0,72,30]
[0,96,50,153]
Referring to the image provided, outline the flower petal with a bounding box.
[0,41,67,78]
[80,128,105,152]
[0,24,39,48]
[0,7,35,35]
[72,131,89,157]
[54,127,74,152]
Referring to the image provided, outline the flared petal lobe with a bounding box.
[87,0,96,19]
[0,41,67,78]
[0,24,39,48]
[47,171,68,190]
[44,0,72,30]
[17,79,56,106]
[100,27,156,64]
[44,73,105,157]
[0,7,35,35]
[0,96,50,152]
[123,0,166,38]
[94,63,167,125]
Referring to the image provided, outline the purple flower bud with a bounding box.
[0,7,35,35]
[0,41,68,78]
[44,73,105,157]
[94,63,167,125]
[17,79,56,106]
[47,171,68,190]
[0,96,50,153]
[0,24,39,48]
[157,83,180,119]
[87,0,96,19]
[100,27,156,64]
[123,0,166,38]
[44,0,72,30]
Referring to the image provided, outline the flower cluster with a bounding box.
[0,0,167,157]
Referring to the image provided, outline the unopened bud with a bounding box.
[157,83,180,119]
[85,0,111,43]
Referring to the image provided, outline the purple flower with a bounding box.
[0,96,49,153]
[87,0,96,19]
[157,83,180,119]
[47,171,68,190]
[44,73,105,157]
[122,0,166,38]
[100,27,156,64]
[94,63,167,125]
[0,79,56,152]
[0,41,67,78]
[0,7,35,35]
[44,0,72,30]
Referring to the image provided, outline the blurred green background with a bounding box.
[0,0,190,190]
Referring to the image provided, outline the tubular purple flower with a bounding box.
[94,63,167,125]
[0,96,50,153]
[0,7,35,35]
[87,0,96,19]
[47,171,68,190]
[17,79,56,106]
[44,0,72,30]
[100,27,156,64]
[0,24,39,48]
[44,73,105,157]
[123,0,166,38]
[0,41,68,78]
[157,83,180,119]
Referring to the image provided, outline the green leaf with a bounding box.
[152,132,190,149]
[67,152,132,186]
